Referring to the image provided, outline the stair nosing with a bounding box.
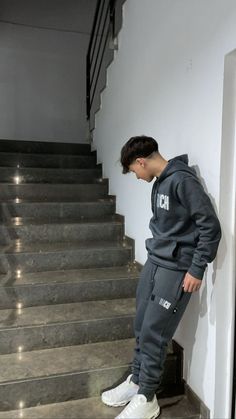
[0,363,132,386]
[0,182,107,187]
[0,198,115,204]
[0,151,96,159]
[0,167,101,172]
[0,338,135,384]
[1,240,132,254]
[1,275,138,287]
[1,218,122,227]
[0,312,135,332]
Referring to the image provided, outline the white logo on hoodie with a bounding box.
[157,194,169,211]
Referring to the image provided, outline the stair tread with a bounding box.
[0,338,135,384]
[0,394,200,418]
[0,139,91,155]
[0,265,140,286]
[1,215,122,226]
[0,151,94,159]
[0,166,100,172]
[1,240,132,254]
[0,197,114,204]
[0,182,106,187]
[0,298,136,329]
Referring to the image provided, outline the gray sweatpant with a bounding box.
[131,257,192,400]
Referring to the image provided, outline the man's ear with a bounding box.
[136,157,145,167]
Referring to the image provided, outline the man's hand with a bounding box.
[182,272,202,292]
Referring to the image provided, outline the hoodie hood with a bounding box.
[157,154,198,183]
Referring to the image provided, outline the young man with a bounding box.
[101,136,222,419]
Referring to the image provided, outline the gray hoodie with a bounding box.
[145,154,222,279]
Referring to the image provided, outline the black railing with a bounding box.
[86,0,116,123]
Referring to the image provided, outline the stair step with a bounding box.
[0,166,103,183]
[0,198,116,219]
[0,215,124,244]
[0,182,108,200]
[0,152,97,168]
[0,298,136,353]
[0,265,140,308]
[0,338,177,411]
[0,394,200,418]
[0,240,133,273]
[0,139,92,155]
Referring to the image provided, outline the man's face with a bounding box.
[129,159,154,182]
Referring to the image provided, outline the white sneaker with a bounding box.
[114,394,160,419]
[101,374,139,407]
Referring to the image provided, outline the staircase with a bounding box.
[0,139,200,418]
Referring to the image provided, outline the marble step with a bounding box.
[0,394,200,418]
[0,215,124,244]
[0,265,140,309]
[0,338,178,411]
[0,139,92,155]
[0,197,116,219]
[0,166,103,183]
[0,240,133,274]
[0,182,108,200]
[0,152,97,169]
[0,297,136,354]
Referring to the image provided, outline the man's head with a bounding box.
[120,135,160,182]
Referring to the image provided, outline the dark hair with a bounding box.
[120,135,159,174]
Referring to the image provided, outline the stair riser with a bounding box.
[0,139,92,155]
[0,359,177,411]
[0,248,132,274]
[0,201,115,219]
[0,223,123,244]
[0,184,108,201]
[0,154,97,169]
[0,278,138,309]
[0,167,102,184]
[0,317,134,354]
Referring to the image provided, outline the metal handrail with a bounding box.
[86,0,116,123]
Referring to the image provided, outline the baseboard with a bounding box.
[172,340,210,419]
[183,382,210,418]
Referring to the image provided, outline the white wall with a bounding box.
[0,0,96,142]
[92,0,236,417]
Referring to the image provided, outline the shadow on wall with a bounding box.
[177,162,225,412]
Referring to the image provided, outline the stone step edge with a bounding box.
[0,181,108,187]
[0,313,135,332]
[0,139,92,153]
[0,151,96,159]
[0,357,177,387]
[0,165,102,172]
[1,273,139,287]
[0,394,201,419]
[0,361,132,386]
[0,196,116,204]
[0,218,123,227]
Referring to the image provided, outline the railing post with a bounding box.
[110,0,115,39]
[86,0,118,125]
[86,53,90,121]
[109,0,118,50]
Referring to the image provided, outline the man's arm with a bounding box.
[176,176,222,282]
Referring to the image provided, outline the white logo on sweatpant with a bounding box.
[159,298,171,309]
[157,194,169,211]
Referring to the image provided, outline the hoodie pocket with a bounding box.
[146,238,178,261]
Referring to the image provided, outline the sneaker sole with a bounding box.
[101,397,132,407]
[114,406,161,419]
